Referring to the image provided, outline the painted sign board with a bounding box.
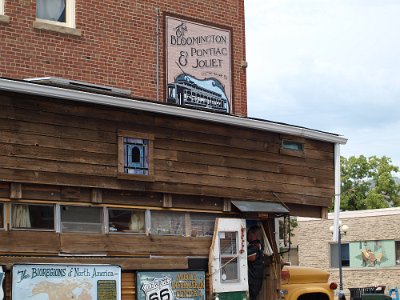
[166,15,232,114]
[136,270,205,300]
[12,264,121,300]
[350,240,396,268]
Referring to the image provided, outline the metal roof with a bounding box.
[0,77,347,144]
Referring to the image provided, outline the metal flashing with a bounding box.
[0,78,348,144]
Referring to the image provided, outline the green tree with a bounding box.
[340,155,400,210]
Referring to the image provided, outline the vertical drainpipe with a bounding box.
[332,143,341,242]
[155,8,160,102]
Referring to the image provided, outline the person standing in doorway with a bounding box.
[247,225,265,300]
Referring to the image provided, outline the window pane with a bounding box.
[61,206,102,233]
[219,232,239,281]
[108,209,145,233]
[12,204,54,230]
[36,0,66,22]
[282,141,304,151]
[330,243,349,268]
[219,232,237,255]
[190,213,216,237]
[150,211,185,236]
[396,241,400,265]
[123,137,149,175]
[221,257,238,281]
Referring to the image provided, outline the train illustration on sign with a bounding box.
[167,74,230,113]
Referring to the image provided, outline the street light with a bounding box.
[330,221,349,300]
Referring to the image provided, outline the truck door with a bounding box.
[209,218,249,300]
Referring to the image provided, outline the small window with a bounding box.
[282,140,304,151]
[219,231,239,281]
[330,243,350,268]
[36,0,75,27]
[108,208,145,233]
[118,131,154,179]
[150,211,185,236]
[190,213,216,237]
[61,206,102,233]
[11,203,54,230]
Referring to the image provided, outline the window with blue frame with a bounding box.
[118,131,154,179]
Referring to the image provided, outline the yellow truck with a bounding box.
[280,265,337,300]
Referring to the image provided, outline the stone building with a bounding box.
[294,208,400,296]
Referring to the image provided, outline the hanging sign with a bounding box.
[136,270,206,300]
[12,264,121,300]
[166,15,232,113]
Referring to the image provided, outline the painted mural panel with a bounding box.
[166,15,232,114]
[349,240,396,268]
[12,264,121,299]
[136,270,205,300]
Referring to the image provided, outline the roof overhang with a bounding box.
[232,200,289,216]
[0,78,348,144]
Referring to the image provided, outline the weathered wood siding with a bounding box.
[0,91,334,208]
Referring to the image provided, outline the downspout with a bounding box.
[332,143,341,242]
[155,8,160,102]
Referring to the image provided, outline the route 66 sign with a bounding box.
[140,276,174,300]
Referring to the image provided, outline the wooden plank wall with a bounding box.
[0,91,334,208]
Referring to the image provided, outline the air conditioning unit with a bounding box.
[24,77,131,97]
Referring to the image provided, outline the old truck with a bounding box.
[280,266,337,300]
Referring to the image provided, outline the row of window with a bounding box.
[0,202,217,237]
[331,240,400,268]
[1,0,75,27]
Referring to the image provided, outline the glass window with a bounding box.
[282,140,304,151]
[108,208,145,233]
[190,213,216,237]
[61,206,102,233]
[118,131,154,178]
[396,241,400,265]
[36,0,75,27]
[150,211,185,236]
[37,0,66,22]
[124,137,149,175]
[11,203,54,230]
[219,231,239,281]
[330,243,350,268]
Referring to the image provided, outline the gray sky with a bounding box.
[245,0,400,170]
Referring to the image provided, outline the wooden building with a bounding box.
[0,0,346,299]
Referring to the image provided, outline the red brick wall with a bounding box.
[0,0,247,116]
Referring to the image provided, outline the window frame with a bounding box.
[35,0,76,28]
[60,205,104,234]
[117,130,154,181]
[10,203,56,231]
[107,207,147,234]
[280,139,305,158]
[218,231,240,282]
[330,242,350,268]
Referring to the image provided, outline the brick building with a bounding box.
[294,208,400,297]
[0,1,347,299]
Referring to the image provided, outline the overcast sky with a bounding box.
[244,0,400,170]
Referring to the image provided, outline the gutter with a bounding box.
[0,78,348,144]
